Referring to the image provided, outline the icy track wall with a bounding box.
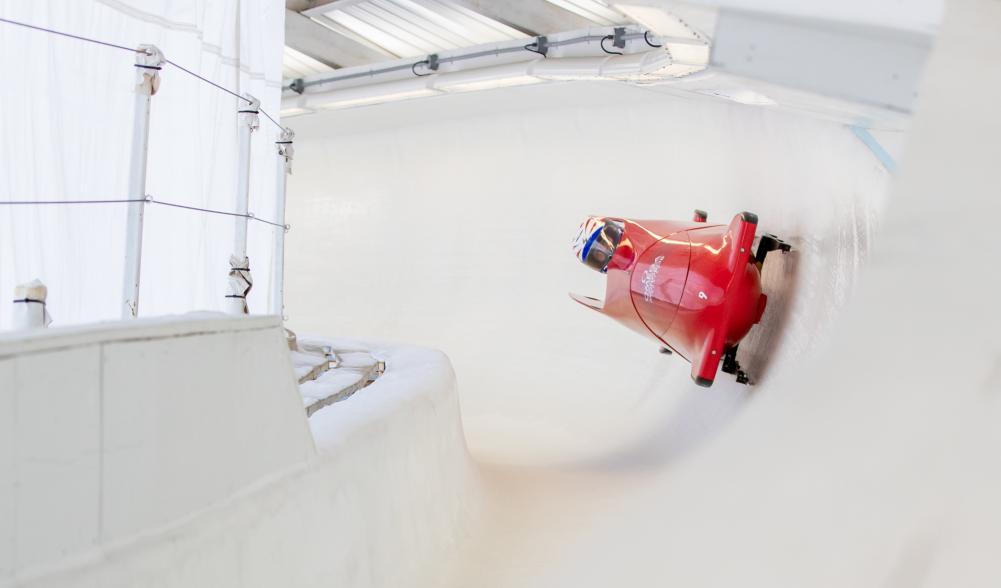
[294,0,1001,584]
[284,82,892,465]
[430,1,1001,584]
[0,315,473,588]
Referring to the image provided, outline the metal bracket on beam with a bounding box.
[535,36,550,56]
[613,27,627,49]
[427,54,440,71]
[289,78,305,95]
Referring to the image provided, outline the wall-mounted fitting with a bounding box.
[533,36,550,56]
[612,27,627,49]
[289,78,305,94]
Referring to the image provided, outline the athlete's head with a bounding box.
[572,216,623,273]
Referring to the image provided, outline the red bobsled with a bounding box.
[570,210,789,386]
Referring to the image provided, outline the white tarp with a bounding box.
[0,1,285,329]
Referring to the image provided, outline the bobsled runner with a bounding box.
[570,210,790,387]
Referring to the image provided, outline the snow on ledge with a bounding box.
[0,311,281,359]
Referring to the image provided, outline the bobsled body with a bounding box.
[571,212,767,387]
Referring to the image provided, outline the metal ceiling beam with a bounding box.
[446,0,595,36]
[285,9,389,68]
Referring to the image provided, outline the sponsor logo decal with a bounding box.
[641,255,664,302]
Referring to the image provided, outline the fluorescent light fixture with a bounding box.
[283,46,335,80]
[438,75,542,93]
[434,63,543,93]
[529,57,606,81]
[309,79,440,110]
[696,88,776,106]
[544,0,624,26]
[317,0,528,58]
[279,106,315,118]
[324,9,430,57]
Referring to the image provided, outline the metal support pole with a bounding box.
[270,127,294,318]
[225,94,260,315]
[122,44,165,319]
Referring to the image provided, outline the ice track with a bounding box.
[283,1,1001,584]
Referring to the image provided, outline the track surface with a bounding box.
[285,0,1000,583]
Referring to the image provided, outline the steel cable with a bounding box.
[0,16,286,131]
[0,197,289,231]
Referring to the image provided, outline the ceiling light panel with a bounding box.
[434,63,544,93]
[312,81,441,109]
[543,0,626,26]
[279,106,315,118]
[320,0,528,58]
[282,46,335,80]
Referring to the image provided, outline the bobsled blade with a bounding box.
[569,292,605,312]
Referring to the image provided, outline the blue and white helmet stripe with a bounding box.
[572,217,604,263]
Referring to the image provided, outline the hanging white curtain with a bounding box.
[0,0,285,329]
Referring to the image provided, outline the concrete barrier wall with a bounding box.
[0,319,474,588]
[0,314,316,581]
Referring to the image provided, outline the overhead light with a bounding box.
[529,57,606,81]
[544,0,624,26]
[314,0,528,58]
[434,63,543,93]
[438,75,542,93]
[279,106,315,118]
[323,8,432,57]
[282,46,335,80]
[308,79,441,110]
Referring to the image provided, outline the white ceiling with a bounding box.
[283,0,635,76]
[282,0,941,130]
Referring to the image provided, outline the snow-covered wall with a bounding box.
[0,318,473,588]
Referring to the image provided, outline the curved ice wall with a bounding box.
[283,81,893,465]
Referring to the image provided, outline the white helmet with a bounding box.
[572,216,623,272]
